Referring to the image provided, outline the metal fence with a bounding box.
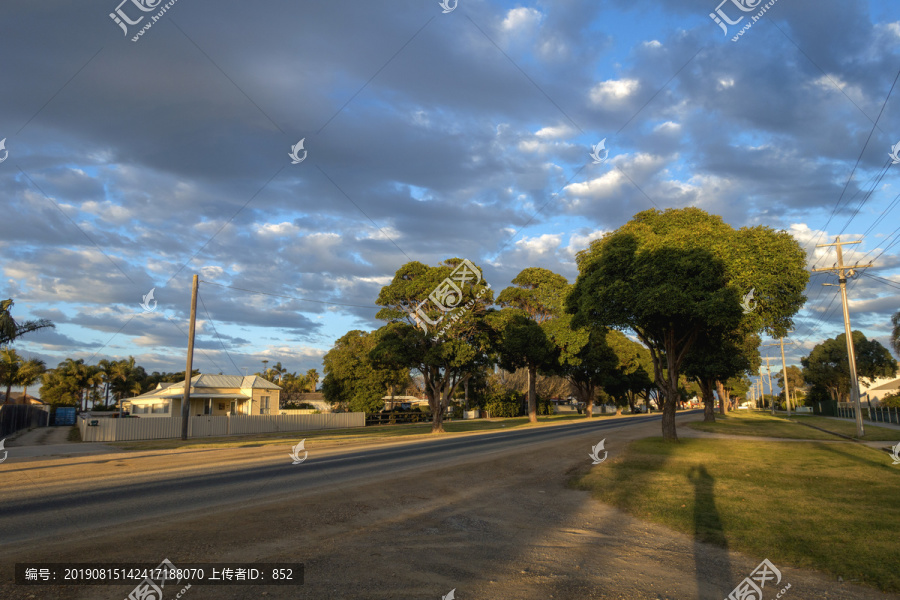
[0,404,49,438]
[365,411,432,426]
[836,405,900,425]
[79,412,365,442]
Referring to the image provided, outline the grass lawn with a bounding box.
[572,437,900,592]
[109,413,605,451]
[789,415,900,442]
[686,410,840,440]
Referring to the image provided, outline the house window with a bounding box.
[151,402,168,414]
[260,396,270,414]
[133,404,147,414]
[204,399,212,415]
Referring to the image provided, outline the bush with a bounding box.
[484,401,521,418]
[537,396,554,416]
[880,393,900,408]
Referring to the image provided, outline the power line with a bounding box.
[197,291,242,375]
[808,65,900,252]
[860,271,900,292]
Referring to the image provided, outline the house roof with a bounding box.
[129,392,251,403]
[5,392,46,405]
[129,374,281,401]
[867,377,900,391]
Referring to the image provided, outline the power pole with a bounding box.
[181,274,199,441]
[778,339,790,416]
[812,236,873,438]
[762,357,776,413]
[763,339,792,415]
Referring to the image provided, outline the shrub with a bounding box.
[880,393,900,408]
[485,401,521,418]
[537,396,554,416]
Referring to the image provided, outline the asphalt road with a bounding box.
[0,413,682,547]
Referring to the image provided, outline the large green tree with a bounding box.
[774,365,805,399]
[495,268,569,422]
[372,258,494,432]
[567,208,808,440]
[684,329,760,421]
[40,358,100,408]
[801,331,897,403]
[321,329,409,413]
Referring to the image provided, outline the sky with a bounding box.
[1,0,899,385]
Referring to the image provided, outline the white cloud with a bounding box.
[653,121,681,134]
[589,78,640,106]
[256,222,300,237]
[501,7,543,33]
[535,124,575,139]
[515,233,562,256]
[566,230,606,258]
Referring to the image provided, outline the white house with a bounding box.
[123,374,281,418]
[861,375,900,406]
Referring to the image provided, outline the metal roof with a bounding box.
[130,392,251,403]
[129,374,280,401]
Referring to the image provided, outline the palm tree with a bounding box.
[98,358,117,407]
[18,358,47,403]
[270,362,287,383]
[1,349,21,403]
[1,350,49,404]
[110,357,142,414]
[305,369,319,393]
[0,299,54,346]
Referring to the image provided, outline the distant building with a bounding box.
[5,392,46,406]
[862,376,900,405]
[283,392,331,412]
[123,374,280,418]
[382,395,429,410]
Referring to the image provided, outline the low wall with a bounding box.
[79,412,365,442]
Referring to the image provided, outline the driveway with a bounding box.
[3,425,121,460]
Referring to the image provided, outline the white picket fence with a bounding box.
[79,413,365,442]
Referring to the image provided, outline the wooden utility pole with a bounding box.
[763,339,792,415]
[181,274,199,440]
[762,357,776,413]
[812,237,872,438]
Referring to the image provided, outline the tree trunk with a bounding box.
[426,377,445,433]
[4,383,12,404]
[661,387,678,440]
[715,380,727,415]
[661,349,680,440]
[430,390,445,433]
[701,378,716,422]
[527,364,537,423]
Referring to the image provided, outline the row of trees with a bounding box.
[254,362,320,405]
[40,357,198,410]
[321,208,811,439]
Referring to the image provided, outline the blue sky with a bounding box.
[1,0,899,381]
